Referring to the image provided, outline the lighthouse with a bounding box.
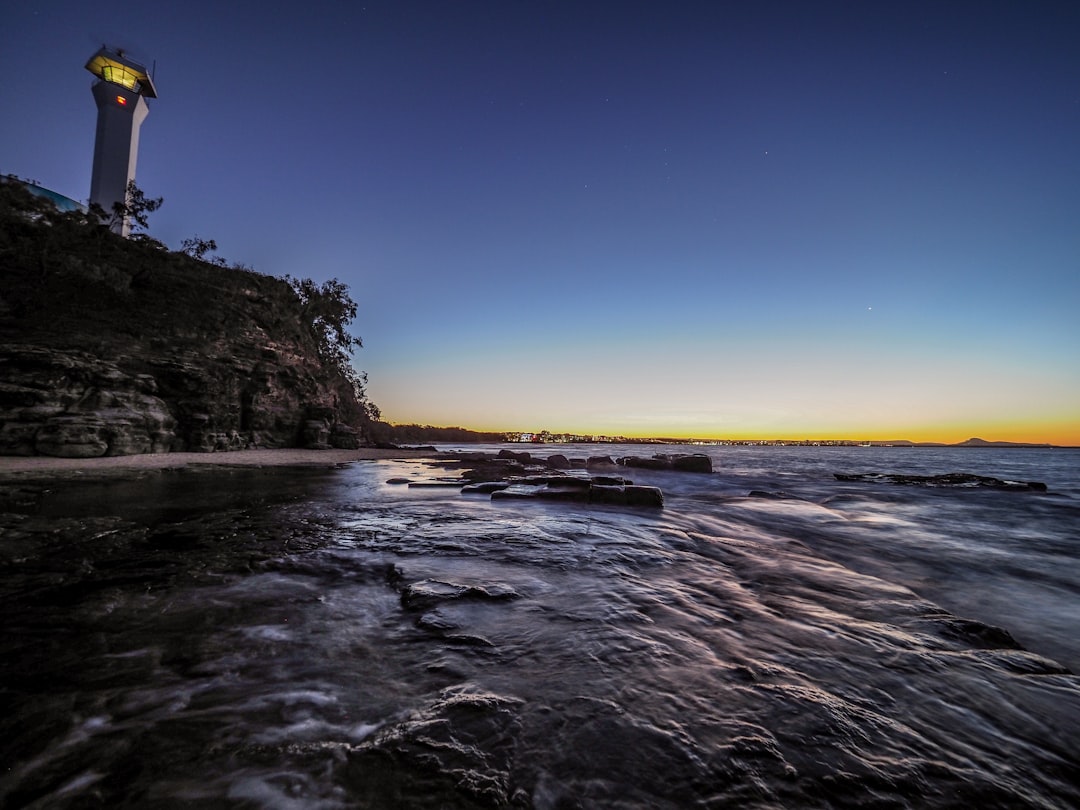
[85,47,157,235]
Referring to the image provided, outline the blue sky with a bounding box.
[3,1,1078,442]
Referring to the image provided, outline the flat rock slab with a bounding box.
[490,481,664,508]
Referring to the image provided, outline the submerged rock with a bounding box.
[834,472,1048,491]
[348,685,524,806]
[461,481,511,494]
[748,490,800,500]
[490,484,548,501]
[399,578,521,611]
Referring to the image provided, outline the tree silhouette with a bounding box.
[89,180,163,234]
[284,275,379,419]
[180,236,218,261]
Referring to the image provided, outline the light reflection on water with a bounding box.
[0,445,1078,808]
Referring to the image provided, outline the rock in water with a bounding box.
[545,453,571,469]
[618,453,713,473]
[624,485,664,507]
[672,454,713,473]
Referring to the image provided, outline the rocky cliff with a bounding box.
[0,184,370,457]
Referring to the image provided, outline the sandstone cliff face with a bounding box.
[0,193,368,457]
[0,345,175,456]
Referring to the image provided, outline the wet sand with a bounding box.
[0,447,437,479]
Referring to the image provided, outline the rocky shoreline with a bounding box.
[0,445,724,520]
[380,449,717,509]
[0,447,719,520]
[0,446,435,481]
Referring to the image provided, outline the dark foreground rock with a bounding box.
[834,472,1048,491]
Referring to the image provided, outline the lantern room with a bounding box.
[85,47,158,98]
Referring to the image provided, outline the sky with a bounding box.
[2,0,1078,444]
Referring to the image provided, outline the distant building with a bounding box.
[1,174,86,214]
[85,47,158,236]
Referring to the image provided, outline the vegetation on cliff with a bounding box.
[365,423,506,445]
[0,179,379,456]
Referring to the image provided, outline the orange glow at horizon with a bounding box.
[404,417,1080,447]
[368,309,1080,449]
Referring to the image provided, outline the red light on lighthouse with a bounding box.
[116,95,127,106]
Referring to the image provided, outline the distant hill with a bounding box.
[859,438,1057,449]
[952,437,1054,448]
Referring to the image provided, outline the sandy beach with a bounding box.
[0,447,437,479]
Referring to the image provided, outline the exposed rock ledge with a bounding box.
[385,451,673,509]
[393,472,664,509]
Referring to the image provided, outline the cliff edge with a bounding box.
[0,182,372,457]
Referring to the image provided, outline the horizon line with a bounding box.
[382,424,1076,448]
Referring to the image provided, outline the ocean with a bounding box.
[1,444,1078,808]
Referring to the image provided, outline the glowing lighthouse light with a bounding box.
[85,47,158,236]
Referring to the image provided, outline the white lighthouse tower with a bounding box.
[85,47,157,235]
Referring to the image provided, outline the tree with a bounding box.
[286,276,363,361]
[348,369,382,422]
[179,235,218,261]
[284,275,379,419]
[89,180,163,234]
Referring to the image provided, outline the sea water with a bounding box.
[1,445,1077,808]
